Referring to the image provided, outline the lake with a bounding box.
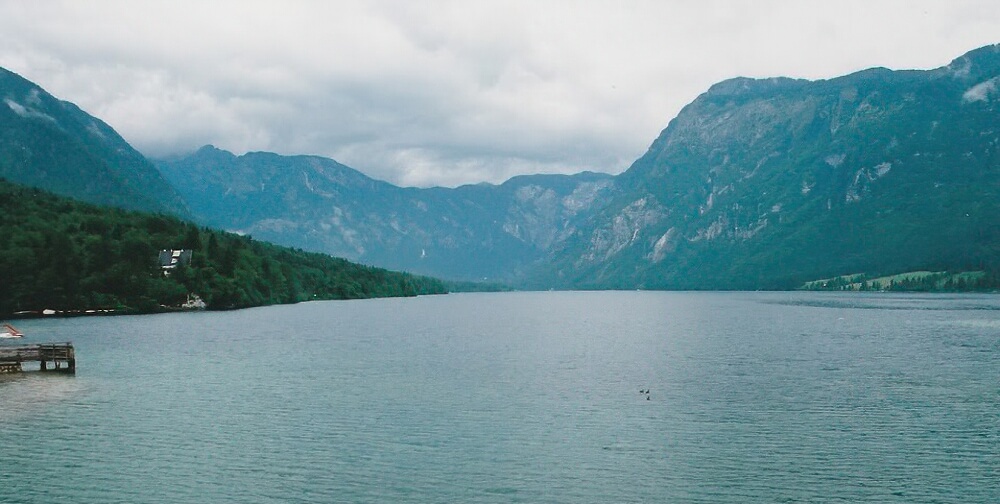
[1,291,997,503]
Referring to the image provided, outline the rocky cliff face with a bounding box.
[157,147,616,280]
[0,68,188,216]
[541,44,1000,289]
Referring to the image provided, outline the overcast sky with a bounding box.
[1,1,998,187]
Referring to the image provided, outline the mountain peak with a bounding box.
[197,144,225,153]
[705,76,807,97]
[947,43,1000,80]
[192,144,238,160]
[957,43,1000,63]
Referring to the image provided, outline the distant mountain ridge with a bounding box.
[156,146,616,280]
[0,67,188,215]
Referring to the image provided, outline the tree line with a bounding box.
[0,179,447,316]
[801,271,1000,292]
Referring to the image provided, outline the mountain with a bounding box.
[158,44,1000,289]
[0,67,188,215]
[541,44,1000,289]
[156,147,615,281]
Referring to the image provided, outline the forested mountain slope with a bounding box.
[0,67,188,215]
[0,179,446,317]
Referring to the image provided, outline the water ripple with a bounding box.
[1,292,997,502]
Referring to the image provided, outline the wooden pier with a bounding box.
[0,343,75,374]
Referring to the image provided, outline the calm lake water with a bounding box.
[1,291,997,503]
